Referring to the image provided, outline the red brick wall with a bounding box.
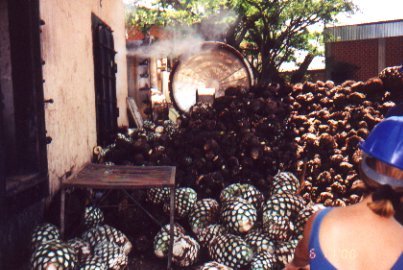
[328,39,379,81]
[385,36,403,67]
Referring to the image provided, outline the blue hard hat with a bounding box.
[360,116,403,170]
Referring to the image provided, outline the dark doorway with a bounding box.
[0,0,48,268]
[92,14,119,146]
[0,0,48,212]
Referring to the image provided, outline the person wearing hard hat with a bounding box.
[285,116,403,270]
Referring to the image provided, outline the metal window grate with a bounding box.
[92,14,118,146]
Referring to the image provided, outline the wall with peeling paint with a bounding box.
[40,0,128,194]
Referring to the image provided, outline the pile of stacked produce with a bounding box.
[96,72,399,205]
[289,77,396,205]
[171,84,296,197]
[97,84,296,198]
[93,119,177,167]
[80,67,402,269]
[149,172,320,269]
[31,207,132,270]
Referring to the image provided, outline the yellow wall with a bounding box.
[40,0,128,194]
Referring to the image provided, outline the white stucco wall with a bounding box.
[40,0,128,194]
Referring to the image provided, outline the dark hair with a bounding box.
[367,185,400,217]
[360,156,403,217]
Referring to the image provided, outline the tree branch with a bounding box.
[291,53,315,83]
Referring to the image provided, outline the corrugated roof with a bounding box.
[325,19,403,42]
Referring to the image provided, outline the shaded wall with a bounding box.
[326,36,403,82]
[327,39,378,81]
[1,0,128,268]
[0,0,17,168]
[385,36,403,67]
[40,0,128,194]
[0,1,46,268]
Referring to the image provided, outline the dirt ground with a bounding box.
[129,255,168,270]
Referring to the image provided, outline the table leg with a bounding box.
[60,188,66,238]
[167,186,175,270]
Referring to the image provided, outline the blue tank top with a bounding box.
[309,207,403,269]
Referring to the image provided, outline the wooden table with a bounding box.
[60,163,176,269]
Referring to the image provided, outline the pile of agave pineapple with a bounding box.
[30,66,402,269]
[146,172,321,269]
[31,173,314,270]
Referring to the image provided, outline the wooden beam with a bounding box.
[127,97,143,129]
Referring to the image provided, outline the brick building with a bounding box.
[325,19,403,83]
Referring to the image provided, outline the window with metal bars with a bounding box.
[0,0,48,214]
[92,14,119,146]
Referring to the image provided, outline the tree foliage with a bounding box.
[126,0,230,29]
[226,0,355,83]
[125,0,355,84]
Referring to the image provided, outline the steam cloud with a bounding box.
[127,27,205,59]
[126,10,237,59]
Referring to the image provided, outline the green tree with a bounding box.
[125,0,354,84]
[125,0,229,30]
[226,0,354,83]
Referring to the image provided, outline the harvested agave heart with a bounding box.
[250,252,275,270]
[208,233,253,269]
[162,119,176,138]
[78,256,107,270]
[153,223,185,258]
[262,215,294,241]
[163,187,198,219]
[31,240,77,270]
[81,225,132,255]
[143,119,156,131]
[196,261,233,270]
[31,223,61,251]
[172,234,200,267]
[188,198,220,234]
[379,65,403,95]
[263,193,306,221]
[244,231,276,254]
[196,224,227,248]
[220,183,265,210]
[67,238,91,264]
[270,171,300,195]
[83,206,104,228]
[220,197,257,234]
[274,239,299,267]
[146,187,170,205]
[94,241,128,270]
[293,205,316,238]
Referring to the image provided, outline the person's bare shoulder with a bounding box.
[324,205,403,242]
[318,206,357,236]
[323,205,360,223]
